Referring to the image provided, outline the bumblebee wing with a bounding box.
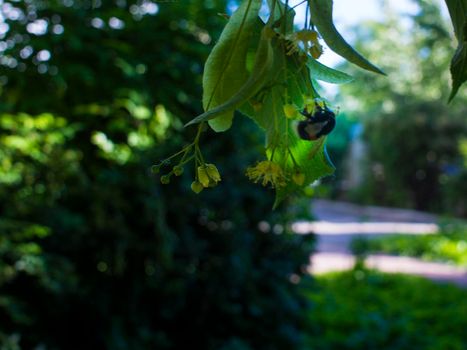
[315,117,335,138]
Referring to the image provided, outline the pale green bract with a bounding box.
[187,23,275,129]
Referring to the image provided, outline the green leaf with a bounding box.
[186,23,275,128]
[207,113,235,132]
[198,0,262,132]
[307,58,353,84]
[448,42,467,102]
[445,0,467,101]
[445,0,467,39]
[308,0,385,75]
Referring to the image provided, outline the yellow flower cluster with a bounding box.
[246,160,287,188]
[286,30,323,59]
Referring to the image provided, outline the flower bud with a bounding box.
[151,164,162,174]
[197,166,210,187]
[293,172,305,186]
[205,164,221,183]
[191,181,204,194]
[160,175,171,184]
[283,104,297,119]
[173,165,184,176]
[309,43,323,59]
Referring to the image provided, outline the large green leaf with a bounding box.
[307,57,353,84]
[308,0,385,75]
[200,0,261,132]
[445,0,467,101]
[187,22,275,128]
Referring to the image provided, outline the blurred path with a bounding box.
[292,199,467,287]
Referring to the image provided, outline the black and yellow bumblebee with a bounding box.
[297,103,336,141]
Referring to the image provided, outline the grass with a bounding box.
[350,220,467,267]
[303,269,467,350]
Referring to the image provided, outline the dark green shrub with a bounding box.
[304,270,467,350]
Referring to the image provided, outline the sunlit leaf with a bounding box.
[308,0,385,75]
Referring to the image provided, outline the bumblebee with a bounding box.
[297,103,336,141]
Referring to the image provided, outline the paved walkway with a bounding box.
[292,199,467,287]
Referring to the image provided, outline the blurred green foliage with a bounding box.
[304,270,467,350]
[351,220,467,267]
[336,0,467,214]
[0,1,316,348]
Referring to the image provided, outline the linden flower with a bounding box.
[246,161,287,188]
[309,42,323,59]
[285,30,322,57]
